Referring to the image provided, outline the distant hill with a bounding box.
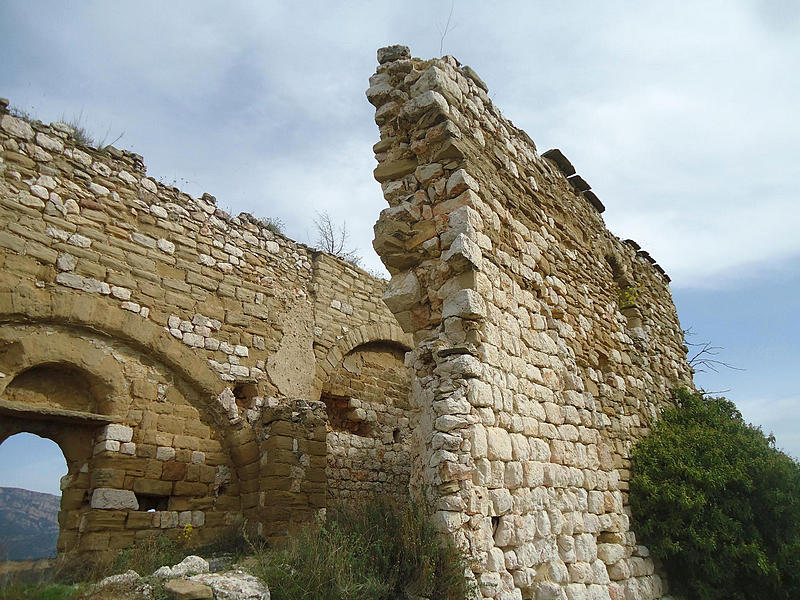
[0,487,60,561]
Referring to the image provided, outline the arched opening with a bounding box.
[4,363,99,413]
[0,433,67,561]
[0,362,105,558]
[322,341,413,503]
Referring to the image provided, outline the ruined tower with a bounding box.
[369,45,692,599]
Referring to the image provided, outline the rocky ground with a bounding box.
[83,555,269,600]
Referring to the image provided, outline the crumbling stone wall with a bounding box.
[0,98,412,555]
[324,341,412,502]
[369,46,693,600]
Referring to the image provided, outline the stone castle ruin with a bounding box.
[0,45,693,599]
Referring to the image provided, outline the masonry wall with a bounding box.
[0,99,412,555]
[323,341,413,502]
[369,46,693,600]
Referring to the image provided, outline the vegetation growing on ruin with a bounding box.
[630,387,800,600]
[1,497,471,600]
[252,496,472,600]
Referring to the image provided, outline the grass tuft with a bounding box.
[251,495,473,600]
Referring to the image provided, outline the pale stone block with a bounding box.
[91,488,138,510]
[88,182,109,196]
[382,270,421,314]
[29,184,49,200]
[157,238,175,254]
[596,543,625,565]
[94,439,120,454]
[160,511,179,528]
[1,115,34,139]
[67,233,91,248]
[183,332,204,348]
[446,168,480,197]
[486,427,512,461]
[156,446,176,461]
[102,424,133,442]
[56,253,77,272]
[470,424,488,458]
[111,285,132,300]
[442,289,486,320]
[120,442,136,455]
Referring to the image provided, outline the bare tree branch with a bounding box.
[313,211,362,267]
[438,0,456,56]
[684,327,744,374]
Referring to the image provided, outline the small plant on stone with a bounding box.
[616,283,638,310]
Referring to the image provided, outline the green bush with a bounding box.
[630,387,800,600]
[252,496,472,600]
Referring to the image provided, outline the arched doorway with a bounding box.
[0,434,67,561]
[0,362,106,556]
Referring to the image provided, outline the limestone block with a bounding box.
[442,233,482,271]
[382,270,421,314]
[157,446,176,461]
[171,555,209,578]
[486,427,512,461]
[410,65,463,104]
[90,488,139,510]
[597,544,626,565]
[377,44,410,64]
[164,579,213,600]
[1,115,34,139]
[95,440,120,454]
[189,571,271,600]
[415,162,443,185]
[402,90,449,120]
[88,182,110,196]
[216,388,239,421]
[102,424,133,443]
[565,583,589,600]
[533,581,566,600]
[442,289,485,320]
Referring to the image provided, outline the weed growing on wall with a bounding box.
[630,387,800,600]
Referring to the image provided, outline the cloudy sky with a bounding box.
[1,1,798,494]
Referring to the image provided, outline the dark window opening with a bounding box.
[233,383,258,408]
[136,493,169,512]
[491,516,500,535]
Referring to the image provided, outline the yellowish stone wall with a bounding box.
[0,98,412,555]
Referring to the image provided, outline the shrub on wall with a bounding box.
[630,387,800,600]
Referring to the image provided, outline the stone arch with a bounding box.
[313,322,412,400]
[0,286,224,416]
[317,325,415,504]
[0,363,107,555]
[0,286,262,554]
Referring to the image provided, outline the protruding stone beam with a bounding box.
[542,148,576,176]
